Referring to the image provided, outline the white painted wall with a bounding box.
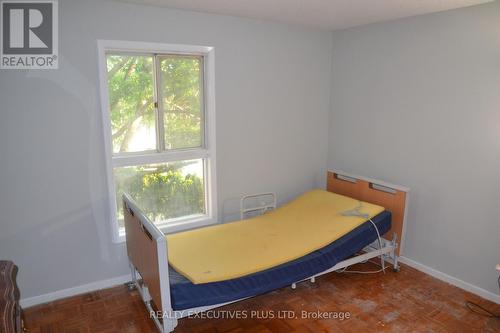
[0,0,331,300]
[329,1,500,295]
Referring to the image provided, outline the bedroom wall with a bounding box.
[0,0,331,300]
[328,1,500,295]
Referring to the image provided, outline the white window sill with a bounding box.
[114,215,217,244]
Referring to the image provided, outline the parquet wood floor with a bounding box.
[24,263,500,332]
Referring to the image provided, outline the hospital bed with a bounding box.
[123,170,409,332]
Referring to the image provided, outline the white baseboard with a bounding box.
[400,256,500,305]
[19,257,499,308]
[20,274,131,308]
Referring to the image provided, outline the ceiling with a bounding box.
[117,0,492,30]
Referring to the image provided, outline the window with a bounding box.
[98,41,217,242]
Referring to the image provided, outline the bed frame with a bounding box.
[123,170,410,333]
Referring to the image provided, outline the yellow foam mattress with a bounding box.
[166,189,384,284]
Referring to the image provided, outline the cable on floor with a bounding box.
[465,301,500,318]
[465,275,500,319]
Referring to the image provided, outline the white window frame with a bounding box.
[97,40,217,243]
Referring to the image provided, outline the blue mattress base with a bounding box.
[169,211,391,310]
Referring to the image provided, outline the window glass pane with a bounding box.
[114,159,205,229]
[106,54,156,153]
[159,56,203,149]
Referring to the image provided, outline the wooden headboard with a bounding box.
[327,170,409,255]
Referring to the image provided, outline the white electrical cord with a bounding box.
[337,202,386,275]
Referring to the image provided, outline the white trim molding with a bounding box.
[400,256,500,304]
[20,274,131,308]
[96,39,218,243]
[20,257,499,309]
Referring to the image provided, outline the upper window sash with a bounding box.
[106,52,206,157]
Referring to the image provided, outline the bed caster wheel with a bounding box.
[126,281,136,291]
[310,277,316,283]
[392,266,400,273]
[291,283,297,289]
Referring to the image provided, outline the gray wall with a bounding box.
[329,1,500,294]
[0,0,331,299]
